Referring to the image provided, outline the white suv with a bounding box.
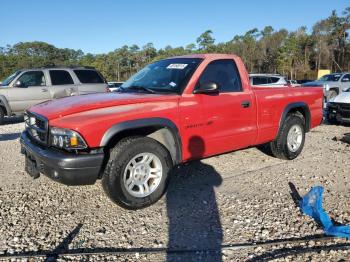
[0,66,109,124]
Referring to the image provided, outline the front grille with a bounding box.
[338,103,350,111]
[24,111,48,145]
[330,103,350,118]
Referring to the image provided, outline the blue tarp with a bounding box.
[301,186,350,238]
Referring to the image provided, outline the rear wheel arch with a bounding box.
[100,118,182,165]
[279,102,310,133]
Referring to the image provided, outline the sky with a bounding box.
[1,0,348,54]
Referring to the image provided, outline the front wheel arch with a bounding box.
[100,118,182,165]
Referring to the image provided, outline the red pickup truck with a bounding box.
[20,54,323,209]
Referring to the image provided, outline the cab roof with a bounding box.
[171,53,241,60]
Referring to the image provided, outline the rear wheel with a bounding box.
[0,107,5,125]
[269,113,306,160]
[102,137,173,209]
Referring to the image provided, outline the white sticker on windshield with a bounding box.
[169,82,177,87]
[167,63,188,70]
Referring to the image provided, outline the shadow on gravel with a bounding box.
[288,182,302,208]
[44,223,83,261]
[248,242,350,261]
[256,143,274,157]
[2,230,348,261]
[0,132,21,141]
[166,136,223,261]
[341,133,350,144]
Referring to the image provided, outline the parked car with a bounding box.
[249,74,289,87]
[0,66,109,124]
[107,81,124,92]
[302,73,350,101]
[326,87,350,124]
[20,54,323,209]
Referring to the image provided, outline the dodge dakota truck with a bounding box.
[20,54,323,209]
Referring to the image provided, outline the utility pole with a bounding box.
[117,62,120,82]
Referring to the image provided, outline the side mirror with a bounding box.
[14,80,25,87]
[193,82,219,94]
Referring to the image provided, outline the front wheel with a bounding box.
[102,137,173,209]
[269,114,306,160]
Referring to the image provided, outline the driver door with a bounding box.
[8,70,51,113]
[195,59,256,156]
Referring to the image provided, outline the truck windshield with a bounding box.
[1,71,21,86]
[318,74,342,82]
[121,58,203,94]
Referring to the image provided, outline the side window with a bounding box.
[341,74,350,82]
[197,59,242,92]
[74,70,105,84]
[17,71,45,87]
[49,70,74,85]
[253,77,268,85]
[270,77,280,84]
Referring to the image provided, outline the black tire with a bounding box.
[269,113,306,160]
[102,137,173,210]
[0,107,4,125]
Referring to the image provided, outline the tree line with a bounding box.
[1,7,349,81]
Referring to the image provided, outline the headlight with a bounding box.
[50,127,87,150]
[23,112,36,127]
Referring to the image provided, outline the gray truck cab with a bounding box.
[0,66,108,124]
[302,73,350,101]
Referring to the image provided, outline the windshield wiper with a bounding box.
[124,85,156,94]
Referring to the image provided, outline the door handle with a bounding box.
[41,88,48,92]
[241,101,250,108]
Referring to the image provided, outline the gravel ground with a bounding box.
[0,117,350,261]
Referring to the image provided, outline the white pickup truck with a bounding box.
[303,73,350,101]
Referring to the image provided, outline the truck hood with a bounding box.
[330,92,350,104]
[29,92,178,120]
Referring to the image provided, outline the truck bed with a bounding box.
[252,86,324,145]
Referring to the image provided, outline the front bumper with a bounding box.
[20,131,104,185]
[326,103,350,123]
